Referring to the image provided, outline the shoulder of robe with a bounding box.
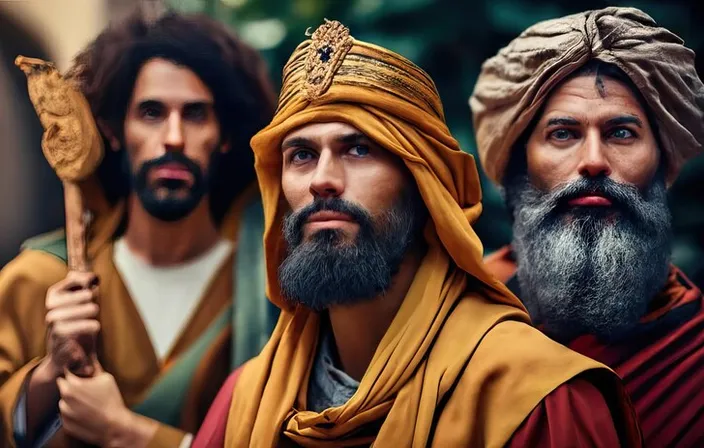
[0,230,69,306]
[20,228,68,263]
[478,320,612,386]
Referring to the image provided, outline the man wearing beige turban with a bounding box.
[471,7,704,447]
[190,19,642,447]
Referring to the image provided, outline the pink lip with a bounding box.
[152,164,191,181]
[306,211,354,223]
[568,195,613,207]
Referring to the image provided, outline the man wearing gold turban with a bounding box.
[471,7,704,447]
[192,19,642,447]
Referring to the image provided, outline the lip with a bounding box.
[151,163,191,182]
[306,211,354,223]
[567,195,613,207]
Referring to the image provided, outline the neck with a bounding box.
[122,195,221,266]
[327,245,425,381]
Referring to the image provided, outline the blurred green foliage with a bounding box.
[169,0,704,285]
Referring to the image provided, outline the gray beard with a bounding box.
[506,174,672,342]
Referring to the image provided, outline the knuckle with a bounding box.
[51,323,67,338]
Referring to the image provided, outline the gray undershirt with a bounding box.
[307,329,360,413]
[13,377,61,448]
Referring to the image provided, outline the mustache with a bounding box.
[138,151,202,179]
[283,197,373,246]
[533,176,650,219]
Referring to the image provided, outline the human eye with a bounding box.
[348,145,370,157]
[139,102,164,121]
[548,129,576,142]
[608,128,637,140]
[183,104,208,122]
[290,149,315,164]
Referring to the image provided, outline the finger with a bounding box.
[58,398,76,419]
[56,377,70,399]
[51,272,98,294]
[61,415,100,445]
[45,302,99,325]
[51,320,101,339]
[64,271,99,291]
[64,364,96,383]
[89,353,104,374]
[67,354,95,378]
[46,288,98,310]
[63,368,81,386]
[71,360,96,378]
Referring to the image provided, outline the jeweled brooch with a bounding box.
[303,19,354,101]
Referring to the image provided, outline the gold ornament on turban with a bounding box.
[303,19,354,101]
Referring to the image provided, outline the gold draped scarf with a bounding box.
[470,6,704,185]
[225,20,640,447]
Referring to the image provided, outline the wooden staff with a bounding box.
[15,56,103,269]
[15,56,104,363]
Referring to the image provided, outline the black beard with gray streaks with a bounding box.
[505,174,672,342]
[279,190,425,311]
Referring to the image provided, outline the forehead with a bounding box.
[130,58,214,104]
[539,75,648,120]
[282,122,368,144]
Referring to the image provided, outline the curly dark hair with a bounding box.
[67,8,276,223]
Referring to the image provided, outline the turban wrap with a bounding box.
[470,7,704,184]
[225,20,640,447]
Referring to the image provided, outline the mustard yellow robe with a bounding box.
[0,238,233,447]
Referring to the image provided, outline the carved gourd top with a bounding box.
[15,56,104,182]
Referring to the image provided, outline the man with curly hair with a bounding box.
[0,7,277,447]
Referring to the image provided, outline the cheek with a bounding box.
[185,125,221,161]
[122,121,152,166]
[348,164,407,212]
[281,169,310,211]
[612,143,660,186]
[526,142,567,190]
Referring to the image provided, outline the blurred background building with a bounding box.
[1,0,702,285]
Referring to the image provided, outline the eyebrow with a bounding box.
[281,132,371,151]
[605,115,643,128]
[546,117,580,127]
[281,137,312,151]
[338,132,369,145]
[136,99,164,109]
[135,99,214,109]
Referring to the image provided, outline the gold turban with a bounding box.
[225,20,639,447]
[470,6,704,184]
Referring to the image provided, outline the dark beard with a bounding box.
[129,151,216,222]
[278,189,426,311]
[505,174,672,342]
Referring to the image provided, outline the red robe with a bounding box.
[484,246,704,447]
[192,366,624,447]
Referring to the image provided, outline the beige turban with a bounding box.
[470,6,704,185]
